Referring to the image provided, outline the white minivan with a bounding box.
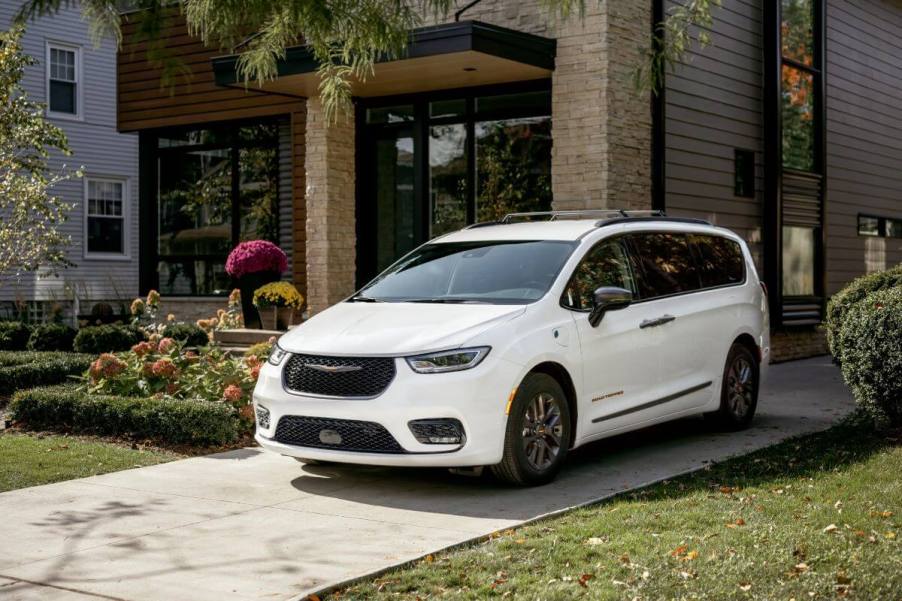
[253,211,770,485]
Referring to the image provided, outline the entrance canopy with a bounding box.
[211,21,555,98]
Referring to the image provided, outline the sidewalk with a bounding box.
[0,356,853,601]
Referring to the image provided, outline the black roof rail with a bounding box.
[465,210,713,229]
[595,216,713,227]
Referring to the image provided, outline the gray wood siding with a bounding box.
[664,0,764,267]
[663,0,765,271]
[1,5,139,305]
[825,0,902,294]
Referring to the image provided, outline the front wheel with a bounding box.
[491,373,572,486]
[706,343,759,430]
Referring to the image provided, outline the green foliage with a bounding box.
[26,323,76,351]
[825,264,902,359]
[161,323,210,348]
[9,385,245,446]
[836,287,902,425]
[0,351,93,395]
[0,321,31,351]
[73,324,146,354]
[244,340,274,362]
[0,26,78,281]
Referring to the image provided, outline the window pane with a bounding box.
[782,226,816,296]
[366,105,414,124]
[87,181,123,216]
[87,217,123,254]
[49,80,75,114]
[563,240,635,310]
[476,116,552,222]
[158,148,232,257]
[887,219,902,239]
[374,135,416,272]
[858,215,880,237]
[781,65,815,171]
[691,235,745,288]
[781,0,814,65]
[158,259,230,296]
[430,99,466,120]
[628,233,701,299]
[429,123,468,237]
[237,122,279,146]
[158,128,227,148]
[734,149,755,198]
[476,90,551,115]
[238,146,278,241]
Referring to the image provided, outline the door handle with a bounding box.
[640,315,676,329]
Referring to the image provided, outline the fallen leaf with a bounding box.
[670,545,688,557]
[514,539,526,544]
[823,524,838,534]
[735,518,746,526]
[683,550,699,561]
[425,554,434,563]
[619,553,631,564]
[586,537,606,546]
[739,582,752,592]
[885,531,896,540]
[793,562,809,573]
[720,486,734,494]
[307,596,321,601]
[578,573,593,588]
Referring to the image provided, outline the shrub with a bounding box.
[0,321,31,350]
[27,323,76,351]
[9,385,245,446]
[225,240,287,278]
[161,323,209,348]
[244,340,274,362]
[836,287,902,425]
[825,264,902,358]
[0,351,94,396]
[73,324,146,354]
[253,281,304,309]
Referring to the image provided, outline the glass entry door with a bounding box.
[371,128,417,273]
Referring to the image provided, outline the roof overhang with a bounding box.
[211,21,555,98]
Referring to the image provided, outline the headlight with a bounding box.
[268,344,290,366]
[406,347,490,374]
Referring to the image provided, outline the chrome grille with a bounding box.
[273,415,404,453]
[283,354,396,397]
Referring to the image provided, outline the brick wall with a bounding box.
[304,98,357,314]
[770,328,829,363]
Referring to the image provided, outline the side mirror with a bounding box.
[589,286,633,327]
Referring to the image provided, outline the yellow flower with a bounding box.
[253,281,304,309]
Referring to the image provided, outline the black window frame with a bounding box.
[734,148,756,198]
[559,236,638,312]
[858,213,902,239]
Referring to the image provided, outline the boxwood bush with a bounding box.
[836,287,902,425]
[9,385,244,446]
[0,351,94,396]
[74,324,145,354]
[161,323,209,348]
[27,323,77,352]
[0,322,31,351]
[825,264,902,358]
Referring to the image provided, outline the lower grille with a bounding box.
[273,415,405,454]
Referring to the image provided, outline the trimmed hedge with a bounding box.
[0,352,94,396]
[27,323,77,352]
[9,385,244,446]
[161,323,209,348]
[0,322,31,351]
[825,264,902,358]
[836,287,902,425]
[74,324,145,354]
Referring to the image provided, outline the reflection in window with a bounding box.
[858,215,880,237]
[476,117,552,222]
[691,235,745,287]
[564,240,635,310]
[888,219,902,239]
[628,233,701,298]
[781,0,814,65]
[86,179,125,255]
[781,65,815,171]
[430,123,468,237]
[782,226,815,296]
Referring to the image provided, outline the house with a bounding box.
[1,5,140,323]
[114,0,902,359]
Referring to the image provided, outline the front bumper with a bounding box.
[252,354,522,467]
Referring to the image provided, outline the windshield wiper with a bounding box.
[404,298,489,304]
[347,294,382,303]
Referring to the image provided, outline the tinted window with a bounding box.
[627,233,700,299]
[357,240,576,304]
[563,240,635,310]
[691,235,745,288]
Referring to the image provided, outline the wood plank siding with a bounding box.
[663,0,765,271]
[824,0,902,294]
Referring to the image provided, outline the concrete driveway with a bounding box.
[0,356,853,601]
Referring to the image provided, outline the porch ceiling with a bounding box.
[211,21,555,98]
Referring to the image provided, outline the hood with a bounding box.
[277,301,526,356]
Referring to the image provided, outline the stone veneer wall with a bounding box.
[770,328,829,363]
[304,97,357,314]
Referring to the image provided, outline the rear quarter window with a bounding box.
[691,234,745,288]
[626,232,701,299]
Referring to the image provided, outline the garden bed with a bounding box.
[0,351,94,398]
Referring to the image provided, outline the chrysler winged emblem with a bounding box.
[304,363,363,374]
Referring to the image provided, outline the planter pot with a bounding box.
[259,306,295,331]
[236,271,280,329]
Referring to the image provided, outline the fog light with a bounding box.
[408,419,465,445]
[255,405,271,429]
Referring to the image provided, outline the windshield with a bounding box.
[354,240,577,304]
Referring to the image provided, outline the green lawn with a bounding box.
[0,431,180,492]
[339,417,901,600]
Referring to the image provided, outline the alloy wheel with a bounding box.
[521,392,564,471]
[727,356,754,418]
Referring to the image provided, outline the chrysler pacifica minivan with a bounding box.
[253,210,769,485]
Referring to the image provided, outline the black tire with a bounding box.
[706,343,759,430]
[491,372,572,486]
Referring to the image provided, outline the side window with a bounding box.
[627,233,700,299]
[47,43,79,116]
[562,239,635,310]
[691,235,745,288]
